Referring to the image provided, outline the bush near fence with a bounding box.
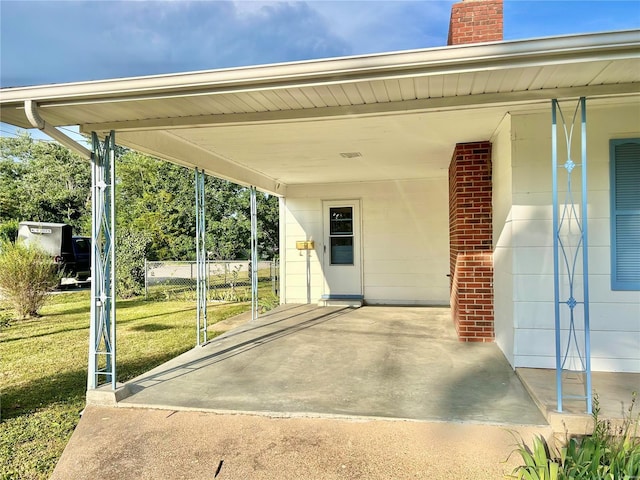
[145,260,278,301]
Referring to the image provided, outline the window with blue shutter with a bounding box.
[610,139,640,290]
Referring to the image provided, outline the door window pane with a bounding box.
[330,207,353,235]
[331,237,353,265]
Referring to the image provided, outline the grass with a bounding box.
[0,290,251,480]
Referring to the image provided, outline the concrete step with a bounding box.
[515,367,639,439]
[318,295,363,308]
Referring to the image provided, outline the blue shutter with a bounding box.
[610,139,640,290]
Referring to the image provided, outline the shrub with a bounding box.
[0,219,19,242]
[116,228,152,298]
[0,240,60,319]
[258,292,279,313]
[508,393,640,479]
[0,304,12,327]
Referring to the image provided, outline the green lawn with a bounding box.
[0,291,250,480]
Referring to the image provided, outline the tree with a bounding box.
[204,179,279,260]
[0,153,27,223]
[116,151,196,260]
[258,191,279,259]
[0,133,279,270]
[0,134,91,234]
[116,228,153,298]
[117,151,279,261]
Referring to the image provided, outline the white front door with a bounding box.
[322,200,362,296]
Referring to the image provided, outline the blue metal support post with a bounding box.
[195,168,207,345]
[551,97,592,414]
[88,131,117,390]
[250,186,259,321]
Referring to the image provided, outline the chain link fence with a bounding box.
[144,259,278,301]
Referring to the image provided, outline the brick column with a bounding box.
[449,142,494,342]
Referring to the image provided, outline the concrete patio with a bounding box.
[110,304,547,426]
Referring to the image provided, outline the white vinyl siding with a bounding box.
[280,178,450,305]
[503,103,640,373]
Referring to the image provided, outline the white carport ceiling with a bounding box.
[1,30,638,194]
[119,107,515,186]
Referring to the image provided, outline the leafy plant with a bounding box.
[508,393,640,480]
[210,286,250,303]
[0,303,13,327]
[210,264,249,302]
[508,434,560,480]
[0,240,60,318]
[258,292,279,313]
[0,219,19,242]
[116,228,152,298]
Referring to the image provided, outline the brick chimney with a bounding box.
[447,0,503,45]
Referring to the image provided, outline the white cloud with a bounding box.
[308,1,452,51]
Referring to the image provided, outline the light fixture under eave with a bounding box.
[339,152,362,158]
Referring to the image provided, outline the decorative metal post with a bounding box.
[250,186,259,321]
[551,97,592,414]
[88,131,117,390]
[195,168,208,345]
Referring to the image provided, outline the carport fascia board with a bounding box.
[1,29,638,124]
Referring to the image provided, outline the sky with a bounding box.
[1,0,639,137]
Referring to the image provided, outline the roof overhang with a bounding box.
[1,30,639,195]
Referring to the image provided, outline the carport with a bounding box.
[1,29,638,417]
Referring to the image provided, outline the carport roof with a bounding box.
[1,30,639,194]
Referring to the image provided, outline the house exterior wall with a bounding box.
[502,102,640,373]
[491,114,515,365]
[280,179,450,305]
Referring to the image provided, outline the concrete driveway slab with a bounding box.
[51,406,552,480]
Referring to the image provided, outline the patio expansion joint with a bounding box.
[112,401,550,428]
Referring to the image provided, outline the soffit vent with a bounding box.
[339,152,362,158]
